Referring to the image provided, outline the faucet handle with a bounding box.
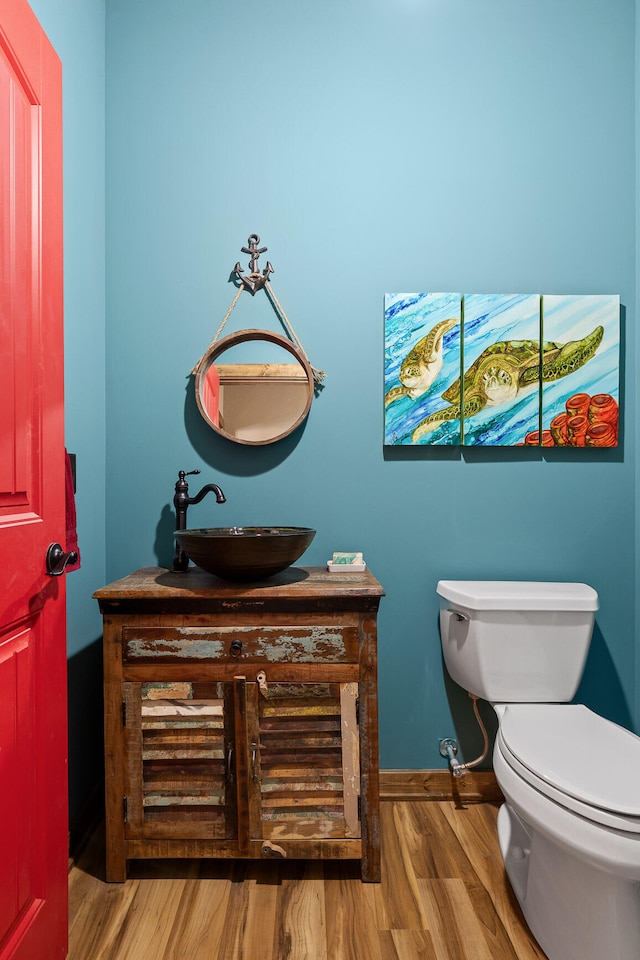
[175,469,201,501]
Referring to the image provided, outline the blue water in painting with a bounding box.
[384,293,619,447]
[540,294,619,439]
[384,292,463,445]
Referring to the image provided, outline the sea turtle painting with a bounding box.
[411,324,604,442]
[385,317,458,407]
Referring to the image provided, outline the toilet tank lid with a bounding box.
[436,580,599,612]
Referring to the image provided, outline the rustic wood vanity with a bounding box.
[94,566,384,882]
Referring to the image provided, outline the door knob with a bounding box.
[46,542,78,576]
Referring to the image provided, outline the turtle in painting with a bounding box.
[412,325,604,442]
[385,318,458,406]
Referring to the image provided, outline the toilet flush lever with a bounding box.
[449,608,469,622]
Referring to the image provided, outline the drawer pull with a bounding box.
[230,639,243,657]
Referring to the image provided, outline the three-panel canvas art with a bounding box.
[384,293,620,447]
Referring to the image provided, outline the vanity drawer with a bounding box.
[122,625,359,665]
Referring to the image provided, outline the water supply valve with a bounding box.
[439,737,465,777]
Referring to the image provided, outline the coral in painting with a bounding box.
[535,392,619,447]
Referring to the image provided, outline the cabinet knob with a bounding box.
[230,639,243,657]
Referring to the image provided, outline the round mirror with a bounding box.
[195,329,314,445]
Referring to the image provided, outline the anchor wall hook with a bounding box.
[233,233,274,294]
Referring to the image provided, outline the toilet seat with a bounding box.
[497,704,640,833]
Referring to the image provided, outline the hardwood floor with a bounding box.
[68,800,547,960]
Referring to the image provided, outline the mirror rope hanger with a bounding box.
[191,234,325,386]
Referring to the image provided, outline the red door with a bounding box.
[0,2,67,959]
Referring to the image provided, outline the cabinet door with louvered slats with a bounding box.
[122,681,237,840]
[246,680,360,841]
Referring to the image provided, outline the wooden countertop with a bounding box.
[93,566,385,614]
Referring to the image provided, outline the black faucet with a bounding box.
[172,469,226,571]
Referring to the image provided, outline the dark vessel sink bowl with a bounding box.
[174,526,316,581]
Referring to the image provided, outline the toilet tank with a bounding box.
[437,580,599,702]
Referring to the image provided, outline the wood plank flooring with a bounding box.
[68,801,548,960]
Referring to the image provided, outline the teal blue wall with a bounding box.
[27,0,106,821]
[105,0,637,769]
[27,0,638,812]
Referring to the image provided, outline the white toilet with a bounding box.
[436,579,640,960]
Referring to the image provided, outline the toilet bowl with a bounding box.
[436,580,640,960]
